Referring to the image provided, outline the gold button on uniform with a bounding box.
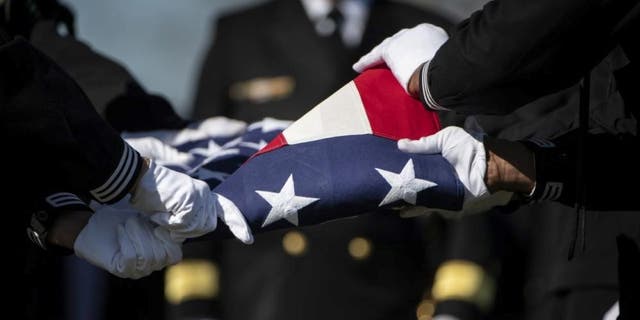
[282,231,307,256]
[348,237,372,260]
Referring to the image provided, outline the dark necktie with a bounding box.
[327,6,344,41]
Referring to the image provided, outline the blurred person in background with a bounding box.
[180,1,454,320]
[192,0,451,122]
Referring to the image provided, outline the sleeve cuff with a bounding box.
[419,60,450,111]
[89,142,143,204]
[27,192,92,255]
[520,137,573,203]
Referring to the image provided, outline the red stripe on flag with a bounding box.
[354,68,440,140]
[252,133,288,158]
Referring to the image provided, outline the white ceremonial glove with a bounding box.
[353,23,448,92]
[602,301,619,320]
[74,206,182,279]
[130,160,253,243]
[398,126,489,201]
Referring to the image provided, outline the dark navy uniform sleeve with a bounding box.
[0,38,142,204]
[522,131,640,211]
[420,0,637,114]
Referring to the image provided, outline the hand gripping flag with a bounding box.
[202,68,466,242]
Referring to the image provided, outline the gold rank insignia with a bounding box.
[229,76,296,103]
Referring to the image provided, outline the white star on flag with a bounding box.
[376,159,437,206]
[256,174,319,227]
[190,140,222,157]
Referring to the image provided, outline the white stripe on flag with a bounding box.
[282,81,372,144]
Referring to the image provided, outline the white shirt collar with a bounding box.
[300,0,333,21]
[300,0,370,48]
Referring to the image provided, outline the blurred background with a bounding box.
[19,1,635,320]
[64,0,487,118]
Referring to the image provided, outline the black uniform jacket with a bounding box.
[428,0,639,115]
[1,38,142,215]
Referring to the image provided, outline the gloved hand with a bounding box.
[352,23,448,92]
[74,206,182,279]
[130,160,253,243]
[398,126,489,201]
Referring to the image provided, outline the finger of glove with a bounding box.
[397,135,443,154]
[215,193,254,244]
[136,222,180,271]
[150,205,215,242]
[150,214,205,243]
[114,224,145,279]
[219,210,253,244]
[153,226,183,265]
[74,207,141,278]
[149,211,174,229]
[148,180,207,234]
[352,32,402,72]
[124,215,164,272]
[167,179,218,237]
[149,210,196,234]
[467,143,489,199]
[352,43,385,72]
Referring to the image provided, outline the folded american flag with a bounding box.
[204,68,465,238]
